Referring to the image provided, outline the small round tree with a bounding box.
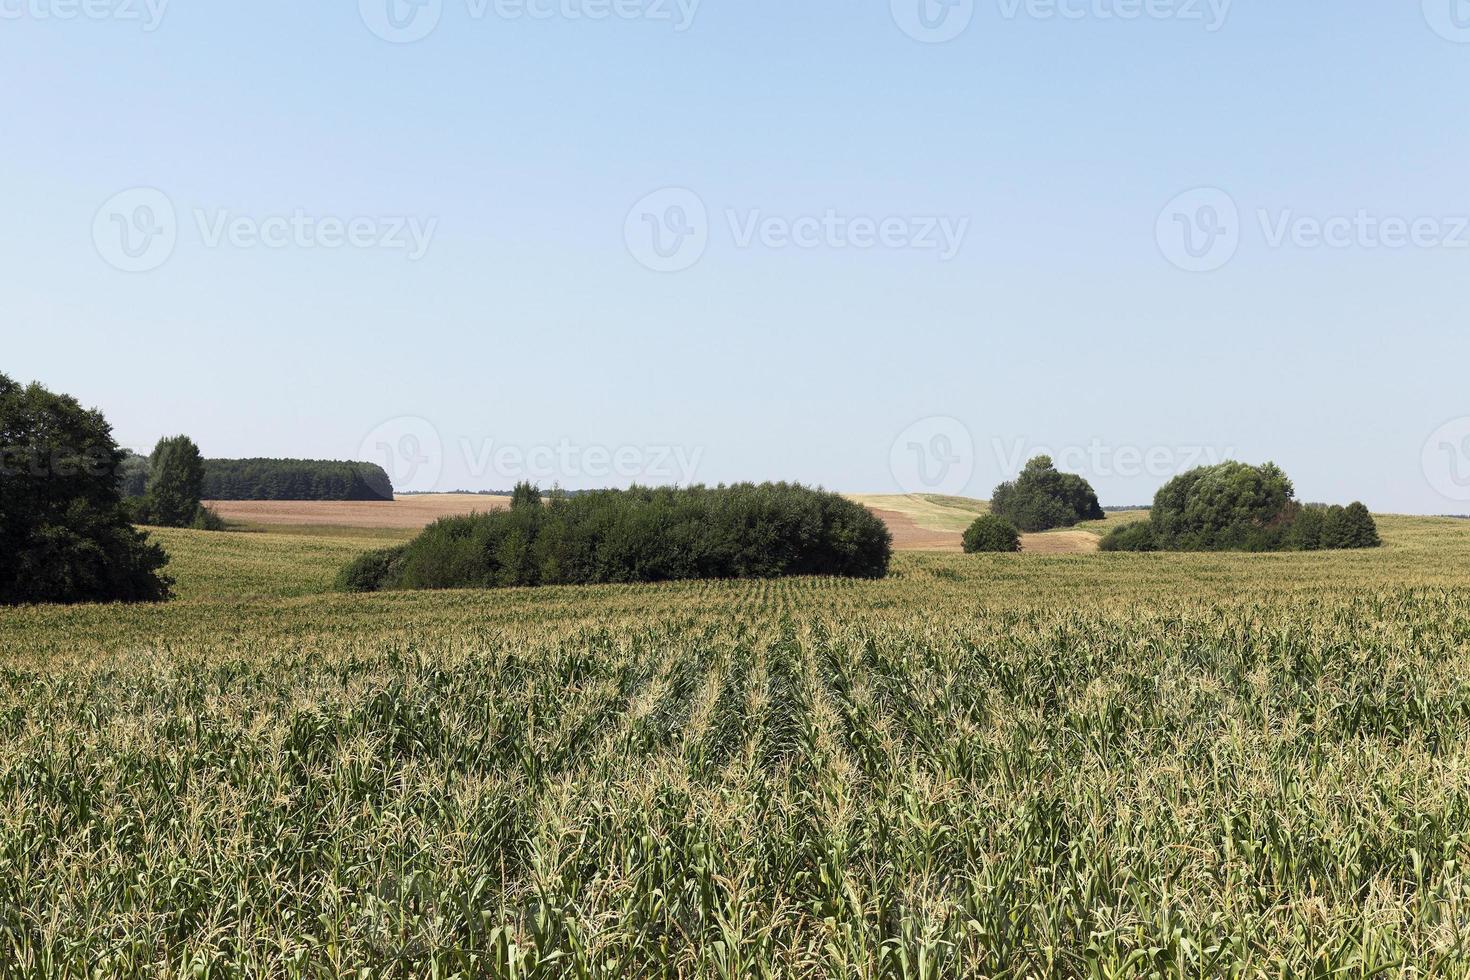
[990,456,1105,533]
[963,514,1022,553]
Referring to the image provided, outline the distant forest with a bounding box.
[200,459,394,501]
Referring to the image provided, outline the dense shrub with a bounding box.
[339,483,893,592]
[962,515,1021,553]
[1151,461,1295,551]
[1099,522,1158,552]
[0,374,172,604]
[334,544,410,593]
[991,456,1105,532]
[1126,462,1379,553]
[203,459,394,501]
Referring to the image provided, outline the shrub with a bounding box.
[0,374,172,605]
[338,483,892,592]
[962,515,1021,553]
[144,435,207,527]
[334,544,410,593]
[1100,522,1158,552]
[991,456,1105,532]
[202,459,393,501]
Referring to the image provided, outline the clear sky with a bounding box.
[5,1,1470,510]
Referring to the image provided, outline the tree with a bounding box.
[990,456,1105,533]
[0,374,171,604]
[144,435,206,527]
[511,481,542,510]
[1321,502,1381,550]
[1150,461,1294,551]
[1341,502,1382,549]
[962,515,1021,553]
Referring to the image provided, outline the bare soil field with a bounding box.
[206,494,510,529]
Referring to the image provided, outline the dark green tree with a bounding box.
[1340,502,1382,549]
[962,515,1021,553]
[0,374,171,604]
[511,481,542,511]
[990,456,1105,533]
[1150,461,1294,551]
[144,435,206,527]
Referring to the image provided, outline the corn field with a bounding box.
[3,516,1470,978]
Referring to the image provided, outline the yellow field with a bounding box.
[2,515,1469,976]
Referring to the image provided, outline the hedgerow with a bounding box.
[338,483,892,591]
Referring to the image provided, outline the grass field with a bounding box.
[4,516,1470,976]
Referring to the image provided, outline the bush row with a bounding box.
[1101,462,1380,552]
[338,483,893,592]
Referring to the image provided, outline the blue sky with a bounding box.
[5,1,1470,510]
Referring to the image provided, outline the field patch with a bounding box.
[3,515,1469,975]
[206,493,511,529]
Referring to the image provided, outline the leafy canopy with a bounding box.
[0,374,171,604]
[990,456,1105,533]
